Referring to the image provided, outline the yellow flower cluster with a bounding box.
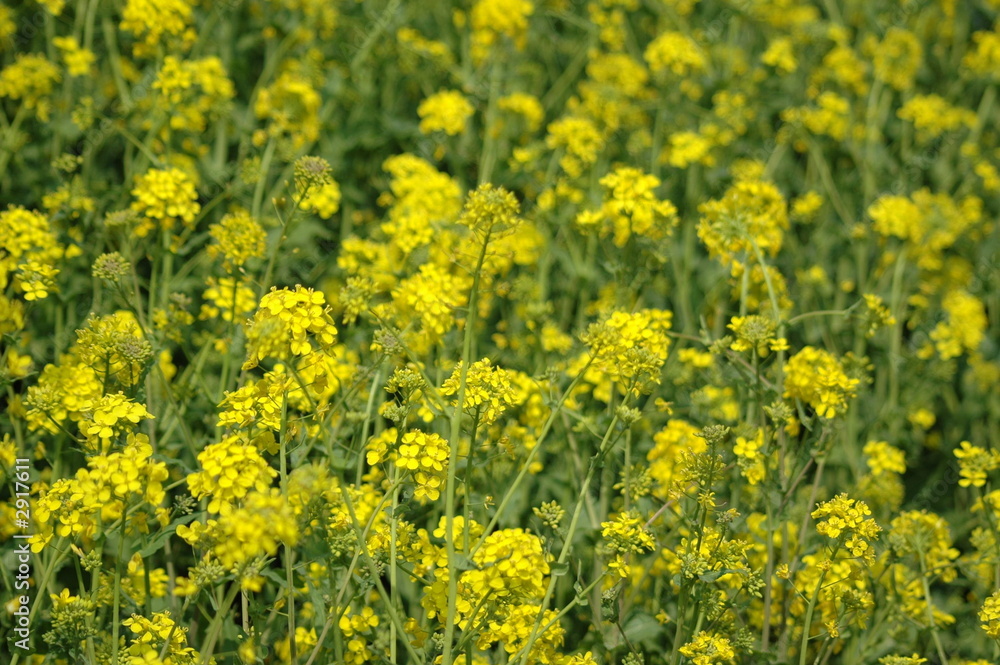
[391,263,471,341]
[897,95,976,142]
[178,489,298,569]
[647,419,704,496]
[76,434,168,507]
[728,315,784,356]
[470,0,534,61]
[339,607,380,665]
[0,54,61,119]
[953,441,1000,488]
[0,205,75,302]
[442,358,517,425]
[575,167,678,247]
[498,93,544,132]
[200,276,258,322]
[379,154,463,255]
[53,36,96,77]
[243,286,338,369]
[870,27,923,91]
[418,90,475,136]
[888,511,960,581]
[811,493,881,561]
[545,115,604,178]
[466,528,549,602]
[397,430,450,502]
[863,440,906,477]
[678,631,736,665]
[73,311,151,388]
[33,433,166,550]
[783,346,859,419]
[697,177,789,268]
[602,510,655,577]
[781,91,852,142]
[980,590,1000,638]
[153,55,235,132]
[186,435,278,513]
[80,392,154,450]
[254,71,321,148]
[927,290,988,360]
[207,209,266,270]
[579,308,672,398]
[645,31,706,78]
[459,183,522,237]
[123,611,203,665]
[120,0,195,57]
[130,167,201,237]
[733,428,766,485]
[300,181,342,219]
[487,604,564,665]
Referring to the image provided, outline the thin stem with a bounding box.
[918,556,949,665]
[515,411,624,665]
[111,505,129,665]
[443,227,492,665]
[798,568,828,665]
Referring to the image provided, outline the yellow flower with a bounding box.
[207,209,266,270]
[678,631,736,665]
[953,441,1000,488]
[130,167,201,237]
[120,0,195,57]
[762,37,797,74]
[863,440,906,477]
[418,90,474,136]
[980,590,1000,638]
[783,346,859,419]
[186,434,277,513]
[812,493,881,561]
[441,358,517,426]
[300,181,342,219]
[243,286,338,369]
[645,31,706,78]
[53,36,96,76]
[470,0,533,61]
[0,54,61,120]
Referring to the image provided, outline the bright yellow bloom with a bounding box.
[679,631,736,665]
[243,286,338,369]
[130,167,201,237]
[418,89,474,136]
[980,590,1000,638]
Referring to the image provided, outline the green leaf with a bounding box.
[138,513,199,558]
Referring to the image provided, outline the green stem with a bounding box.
[918,556,949,665]
[798,568,828,665]
[199,581,242,664]
[111,507,129,665]
[443,228,492,665]
[478,57,504,185]
[279,390,296,663]
[470,356,595,556]
[515,411,624,665]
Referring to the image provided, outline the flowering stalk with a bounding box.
[338,482,425,665]
[442,225,492,665]
[279,390,296,663]
[470,356,595,556]
[111,505,129,665]
[798,567,828,665]
[198,581,242,664]
[918,554,950,665]
[516,409,624,665]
